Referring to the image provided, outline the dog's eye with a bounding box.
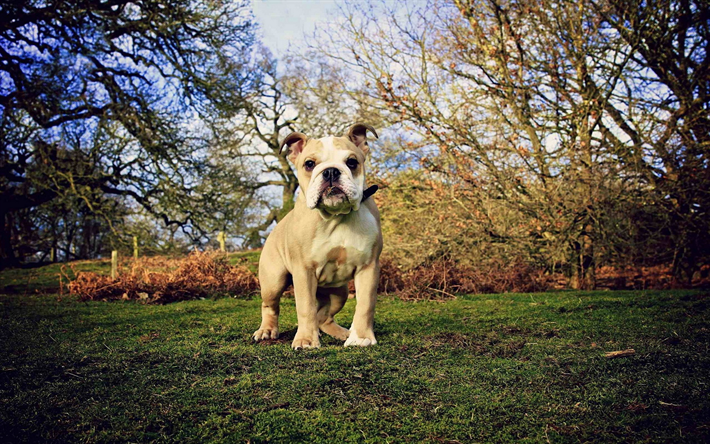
[346,158,359,169]
[304,160,316,171]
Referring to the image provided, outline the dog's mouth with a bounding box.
[317,185,350,209]
[306,174,359,215]
[324,186,345,197]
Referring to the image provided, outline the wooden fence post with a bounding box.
[133,236,139,259]
[111,250,118,280]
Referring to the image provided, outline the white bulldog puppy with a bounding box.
[253,124,382,349]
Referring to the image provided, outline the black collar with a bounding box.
[361,185,378,202]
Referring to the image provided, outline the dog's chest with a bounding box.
[310,209,378,287]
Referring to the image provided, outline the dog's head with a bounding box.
[281,123,378,217]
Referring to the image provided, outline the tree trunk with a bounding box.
[244,168,299,248]
[278,179,298,221]
[0,210,19,269]
[670,210,696,287]
[570,228,595,290]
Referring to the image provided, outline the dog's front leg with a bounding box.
[346,260,379,347]
[292,269,320,349]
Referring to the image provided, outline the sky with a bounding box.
[252,0,341,55]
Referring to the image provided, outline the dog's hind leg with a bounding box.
[253,247,290,342]
[317,285,350,341]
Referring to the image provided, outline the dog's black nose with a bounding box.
[322,167,340,183]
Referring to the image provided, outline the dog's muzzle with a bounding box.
[305,163,365,216]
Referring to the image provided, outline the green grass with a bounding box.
[227,250,261,273]
[1,290,709,443]
[0,260,112,294]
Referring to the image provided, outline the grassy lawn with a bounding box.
[0,260,112,294]
[227,251,261,273]
[1,288,709,443]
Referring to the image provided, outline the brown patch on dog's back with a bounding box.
[327,246,348,265]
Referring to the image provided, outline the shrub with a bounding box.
[377,256,553,301]
[69,250,258,303]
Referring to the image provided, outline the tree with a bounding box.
[311,0,706,287]
[596,0,710,283]
[207,47,387,248]
[312,0,628,288]
[0,0,257,266]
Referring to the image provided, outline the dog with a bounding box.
[252,123,382,349]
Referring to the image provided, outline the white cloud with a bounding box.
[252,0,339,55]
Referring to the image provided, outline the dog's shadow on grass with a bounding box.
[254,328,297,346]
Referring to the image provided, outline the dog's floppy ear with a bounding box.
[346,123,378,155]
[280,132,308,163]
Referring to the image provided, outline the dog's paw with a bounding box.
[253,328,279,342]
[344,330,377,347]
[291,337,320,350]
[320,323,350,341]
